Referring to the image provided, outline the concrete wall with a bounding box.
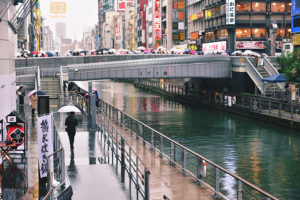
[0,4,16,121]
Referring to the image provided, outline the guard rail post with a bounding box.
[237,180,243,200]
[269,101,271,114]
[159,135,163,158]
[291,105,294,119]
[181,150,187,176]
[144,168,150,200]
[259,99,262,113]
[150,131,154,151]
[135,157,140,198]
[121,137,125,183]
[138,123,142,141]
[213,168,221,199]
[169,142,175,166]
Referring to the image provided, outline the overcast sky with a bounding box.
[40,0,98,40]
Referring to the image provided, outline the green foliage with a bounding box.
[276,53,300,83]
[283,59,300,83]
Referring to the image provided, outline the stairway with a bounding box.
[40,78,61,99]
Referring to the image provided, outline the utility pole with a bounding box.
[98,0,102,49]
[122,13,125,49]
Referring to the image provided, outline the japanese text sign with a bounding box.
[38,114,53,178]
[226,0,235,25]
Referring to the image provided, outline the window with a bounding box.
[251,28,266,38]
[252,2,266,12]
[236,28,251,38]
[271,3,285,12]
[236,3,251,12]
[205,32,214,41]
[286,2,292,12]
[276,28,285,38]
[216,29,228,40]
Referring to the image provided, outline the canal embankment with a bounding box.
[133,81,300,130]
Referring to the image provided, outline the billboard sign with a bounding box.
[117,0,125,11]
[292,0,300,16]
[226,0,235,25]
[236,41,265,49]
[202,41,226,52]
[292,16,300,33]
[50,1,67,18]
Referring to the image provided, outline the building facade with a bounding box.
[193,0,292,54]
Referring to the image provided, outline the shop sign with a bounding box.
[127,0,134,5]
[190,14,198,21]
[173,33,180,40]
[236,41,265,49]
[293,34,300,45]
[198,11,203,18]
[117,0,125,11]
[276,41,283,49]
[173,1,178,9]
[180,32,185,41]
[178,1,184,9]
[190,32,199,40]
[202,41,226,52]
[115,25,120,36]
[178,11,184,20]
[173,22,178,30]
[226,0,235,25]
[178,22,185,30]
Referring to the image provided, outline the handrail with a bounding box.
[99,98,280,200]
[69,93,150,200]
[245,57,265,94]
[263,57,285,90]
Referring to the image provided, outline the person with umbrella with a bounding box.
[65,112,78,150]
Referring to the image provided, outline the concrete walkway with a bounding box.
[54,112,128,200]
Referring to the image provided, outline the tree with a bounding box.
[276,53,300,83]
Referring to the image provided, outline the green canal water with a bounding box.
[83,80,300,200]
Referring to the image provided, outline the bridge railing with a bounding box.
[100,99,279,200]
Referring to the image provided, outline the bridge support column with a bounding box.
[88,82,97,130]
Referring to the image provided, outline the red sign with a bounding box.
[117,0,125,11]
[127,0,134,5]
[198,11,203,18]
[172,1,178,9]
[115,25,120,35]
[178,12,184,20]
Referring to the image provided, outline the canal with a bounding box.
[78,80,300,200]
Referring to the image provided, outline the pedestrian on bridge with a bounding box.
[65,112,78,150]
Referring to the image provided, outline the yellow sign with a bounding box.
[293,34,300,45]
[50,2,67,17]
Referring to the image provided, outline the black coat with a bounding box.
[65,114,78,133]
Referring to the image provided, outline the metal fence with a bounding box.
[69,93,150,200]
[99,99,279,200]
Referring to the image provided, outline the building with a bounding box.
[137,0,149,47]
[55,22,66,39]
[196,0,292,54]
[41,26,54,51]
[60,38,74,55]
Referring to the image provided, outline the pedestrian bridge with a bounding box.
[16,55,231,80]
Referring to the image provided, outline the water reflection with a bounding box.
[67,151,78,182]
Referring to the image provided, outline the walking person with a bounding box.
[30,93,37,117]
[65,112,78,150]
[17,86,25,105]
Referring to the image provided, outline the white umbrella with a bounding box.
[137,46,146,51]
[57,105,81,113]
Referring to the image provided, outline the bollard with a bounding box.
[88,82,97,130]
[121,137,125,183]
[196,157,202,185]
[181,150,187,176]
[144,168,150,200]
[169,142,175,166]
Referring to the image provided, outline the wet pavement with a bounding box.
[53,112,128,200]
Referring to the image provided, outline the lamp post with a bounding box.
[122,13,125,49]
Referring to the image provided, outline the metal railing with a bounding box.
[233,95,300,121]
[98,99,280,200]
[69,93,150,200]
[263,57,285,90]
[245,57,265,94]
[43,119,68,200]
